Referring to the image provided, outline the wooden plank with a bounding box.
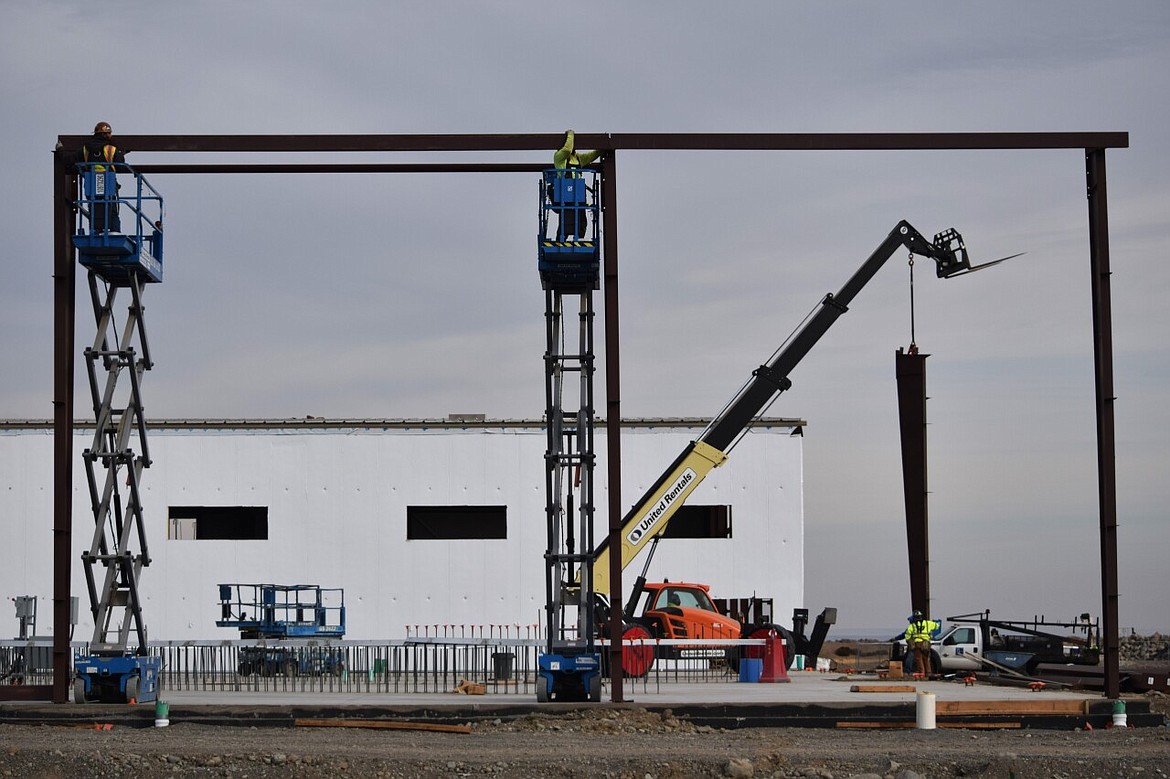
[849,684,917,693]
[935,700,1087,716]
[295,718,472,734]
[838,721,1021,729]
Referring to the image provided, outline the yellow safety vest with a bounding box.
[906,619,938,645]
[86,143,119,173]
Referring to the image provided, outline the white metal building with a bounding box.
[0,417,805,641]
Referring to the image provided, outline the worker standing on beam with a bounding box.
[81,121,127,232]
[552,129,600,239]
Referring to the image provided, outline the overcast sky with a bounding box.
[3,1,1168,634]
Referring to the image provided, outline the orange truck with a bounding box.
[604,575,836,678]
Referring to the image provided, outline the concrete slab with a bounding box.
[146,671,1098,707]
[4,671,1154,730]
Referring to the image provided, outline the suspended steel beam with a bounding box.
[895,349,930,618]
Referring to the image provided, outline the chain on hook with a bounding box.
[907,252,918,355]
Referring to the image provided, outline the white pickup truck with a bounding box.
[892,611,1100,676]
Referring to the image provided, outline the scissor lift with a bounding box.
[215,584,347,677]
[215,583,346,639]
[538,168,600,291]
[535,169,603,701]
[72,162,166,704]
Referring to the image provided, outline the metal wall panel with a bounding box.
[0,423,802,640]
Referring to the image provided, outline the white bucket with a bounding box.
[916,690,936,730]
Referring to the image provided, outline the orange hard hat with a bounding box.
[94,122,112,134]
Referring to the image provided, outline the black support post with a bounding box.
[1085,148,1120,700]
[895,349,930,617]
[52,149,76,704]
[601,152,627,702]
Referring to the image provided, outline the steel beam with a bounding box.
[131,163,553,174]
[58,131,1128,154]
[895,350,930,617]
[601,153,626,703]
[51,149,76,705]
[1086,148,1120,700]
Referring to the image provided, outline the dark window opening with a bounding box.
[407,505,507,540]
[168,506,268,540]
[659,505,732,539]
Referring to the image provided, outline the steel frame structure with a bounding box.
[44,131,1127,704]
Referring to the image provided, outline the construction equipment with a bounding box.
[590,221,1010,678]
[613,574,837,676]
[215,584,347,677]
[535,167,604,701]
[603,535,836,677]
[71,161,166,704]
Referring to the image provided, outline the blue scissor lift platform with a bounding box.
[73,163,165,285]
[216,583,347,639]
[216,584,347,678]
[538,168,600,292]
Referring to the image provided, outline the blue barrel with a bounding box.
[738,658,763,683]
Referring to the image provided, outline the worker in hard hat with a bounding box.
[904,610,940,676]
[550,129,601,240]
[81,122,127,232]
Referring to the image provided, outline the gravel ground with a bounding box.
[1,701,1167,779]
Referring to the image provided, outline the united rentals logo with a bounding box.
[626,468,697,545]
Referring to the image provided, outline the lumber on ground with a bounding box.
[294,718,472,734]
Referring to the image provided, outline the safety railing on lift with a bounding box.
[73,161,165,283]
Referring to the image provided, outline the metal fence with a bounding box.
[2,637,768,696]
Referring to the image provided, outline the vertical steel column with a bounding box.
[600,152,627,702]
[1085,148,1120,699]
[895,349,931,617]
[52,149,76,704]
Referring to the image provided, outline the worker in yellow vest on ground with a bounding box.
[905,610,941,675]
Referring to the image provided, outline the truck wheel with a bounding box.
[73,678,87,704]
[601,624,655,678]
[930,650,942,676]
[536,679,550,703]
[620,624,654,678]
[124,676,139,703]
